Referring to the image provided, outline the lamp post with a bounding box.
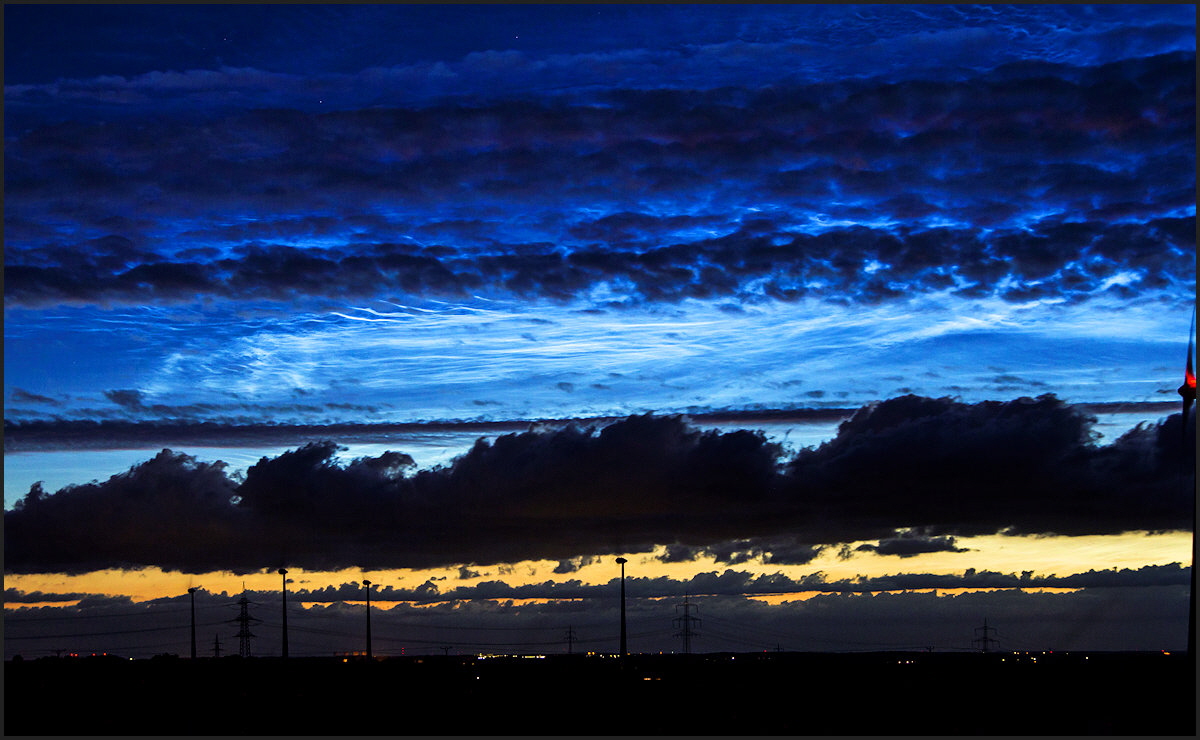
[188,587,197,660]
[616,557,628,657]
[363,579,373,660]
[279,568,289,659]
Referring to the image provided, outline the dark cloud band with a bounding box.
[5,395,1192,575]
[5,53,1194,311]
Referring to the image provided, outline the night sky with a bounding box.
[4,5,1195,659]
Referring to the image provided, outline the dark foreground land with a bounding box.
[5,650,1196,735]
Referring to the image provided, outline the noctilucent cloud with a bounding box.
[2,5,1195,657]
[4,4,1194,432]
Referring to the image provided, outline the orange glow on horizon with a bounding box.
[3,531,1189,607]
[745,586,1083,605]
[309,597,587,609]
[5,601,85,610]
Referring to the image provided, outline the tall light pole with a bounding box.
[279,568,289,659]
[188,587,197,660]
[363,579,373,660]
[616,557,628,657]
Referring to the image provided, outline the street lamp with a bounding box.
[616,557,628,657]
[363,579,373,660]
[188,587,197,660]
[279,568,289,659]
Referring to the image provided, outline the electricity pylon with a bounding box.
[673,595,701,654]
[973,618,999,653]
[234,589,260,658]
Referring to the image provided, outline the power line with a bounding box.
[4,601,230,623]
[5,622,215,640]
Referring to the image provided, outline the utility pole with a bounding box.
[188,587,198,660]
[564,625,576,654]
[673,595,700,655]
[616,557,628,657]
[212,634,222,658]
[973,618,999,653]
[363,579,373,660]
[279,568,289,659]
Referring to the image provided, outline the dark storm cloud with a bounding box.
[3,588,91,604]
[104,390,147,410]
[657,537,826,567]
[6,454,242,574]
[838,563,1193,593]
[4,218,1193,310]
[781,394,1194,542]
[5,393,397,430]
[296,582,406,603]
[655,531,934,566]
[72,594,137,610]
[760,542,827,566]
[552,556,597,575]
[9,388,62,407]
[5,51,1194,310]
[657,543,704,563]
[5,396,1193,574]
[2,418,540,452]
[855,531,970,558]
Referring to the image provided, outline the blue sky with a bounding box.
[3,5,1194,657]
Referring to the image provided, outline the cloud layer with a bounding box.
[6,395,1192,574]
[4,5,1193,433]
[5,52,1194,311]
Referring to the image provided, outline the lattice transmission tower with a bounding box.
[235,589,260,658]
[673,595,701,654]
[973,618,999,653]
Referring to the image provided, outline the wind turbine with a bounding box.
[1179,305,1196,437]
[1180,304,1196,658]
